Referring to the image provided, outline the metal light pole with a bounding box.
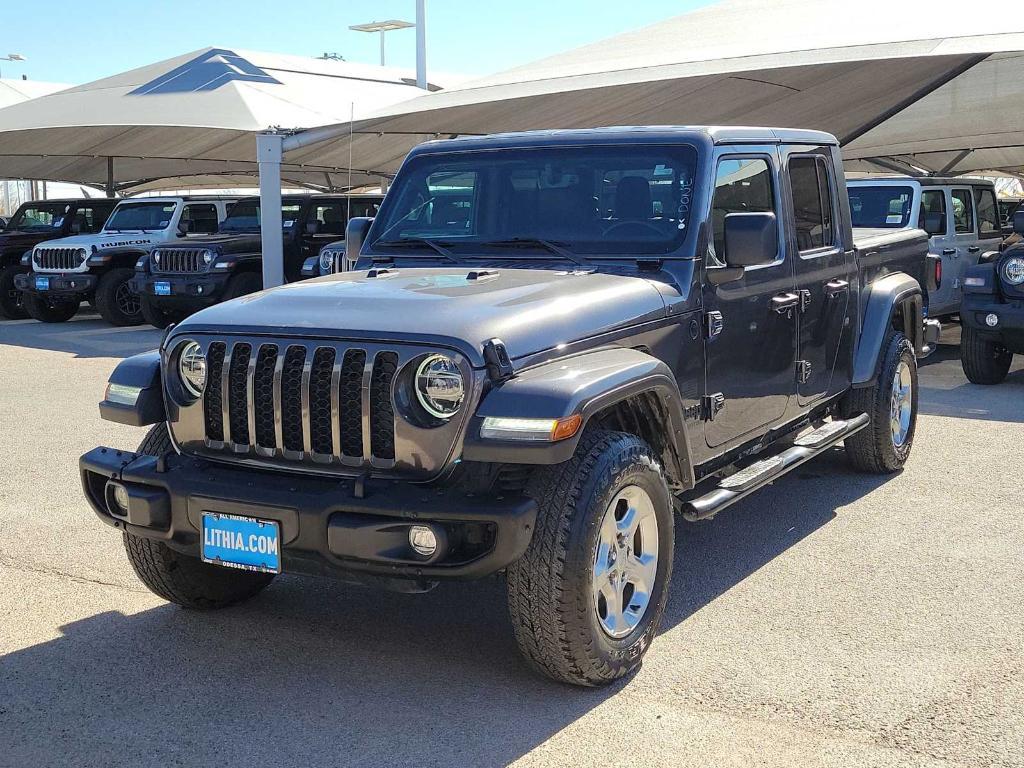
[415,0,427,89]
[0,53,26,79]
[349,19,414,67]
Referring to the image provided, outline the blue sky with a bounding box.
[6,0,713,85]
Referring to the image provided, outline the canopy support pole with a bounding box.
[937,149,974,175]
[105,157,115,198]
[257,133,285,289]
[863,156,924,176]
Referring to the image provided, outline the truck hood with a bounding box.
[178,267,672,363]
[35,231,161,251]
[162,233,261,254]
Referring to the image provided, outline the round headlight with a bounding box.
[77,248,88,263]
[414,355,464,419]
[178,341,207,398]
[202,249,214,265]
[1002,256,1024,285]
[319,249,336,273]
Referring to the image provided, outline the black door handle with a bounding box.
[772,292,799,314]
[825,279,849,297]
[968,246,981,253]
[942,248,957,255]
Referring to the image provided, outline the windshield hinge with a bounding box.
[483,338,515,382]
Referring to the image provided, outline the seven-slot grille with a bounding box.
[154,248,207,273]
[202,340,398,465]
[35,247,84,271]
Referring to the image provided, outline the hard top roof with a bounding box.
[848,176,996,188]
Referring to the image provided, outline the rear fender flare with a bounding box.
[853,272,923,386]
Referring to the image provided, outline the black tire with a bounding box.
[843,332,918,474]
[95,268,143,326]
[223,271,262,301]
[506,430,674,687]
[0,263,28,319]
[140,294,180,330]
[121,423,275,609]
[960,325,1012,385]
[23,292,80,323]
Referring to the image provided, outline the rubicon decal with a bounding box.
[97,239,151,248]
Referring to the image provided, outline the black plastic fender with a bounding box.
[90,246,149,270]
[852,272,923,387]
[98,350,166,427]
[462,347,694,487]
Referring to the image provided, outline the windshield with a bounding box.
[105,202,177,231]
[368,145,698,257]
[221,201,303,233]
[849,186,915,228]
[8,203,70,232]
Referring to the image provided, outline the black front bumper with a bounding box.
[962,294,1024,351]
[131,272,230,307]
[15,271,97,298]
[80,446,537,585]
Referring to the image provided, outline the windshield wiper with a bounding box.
[479,238,586,266]
[375,237,462,263]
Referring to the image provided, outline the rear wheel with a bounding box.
[960,325,1012,385]
[95,268,143,326]
[506,430,674,686]
[0,264,28,319]
[23,292,79,323]
[843,332,918,473]
[122,424,276,609]
[223,271,262,301]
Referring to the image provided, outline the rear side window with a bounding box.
[312,203,347,235]
[788,156,835,252]
[951,190,975,234]
[974,188,1000,238]
[708,157,775,266]
[918,190,947,235]
[180,204,218,235]
[71,206,106,233]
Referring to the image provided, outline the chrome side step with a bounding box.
[681,413,870,522]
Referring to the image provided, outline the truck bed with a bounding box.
[852,227,929,296]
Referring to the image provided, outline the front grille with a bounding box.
[202,340,398,466]
[154,248,207,273]
[35,247,84,270]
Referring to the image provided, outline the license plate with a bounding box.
[201,512,281,574]
[154,281,171,296]
[35,277,49,290]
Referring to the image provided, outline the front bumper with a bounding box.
[961,294,1024,351]
[15,270,96,298]
[80,446,537,585]
[131,272,230,306]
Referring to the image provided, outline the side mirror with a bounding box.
[344,217,374,268]
[1013,210,1024,236]
[723,212,778,268]
[922,212,945,236]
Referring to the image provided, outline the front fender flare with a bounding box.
[98,350,166,427]
[853,272,923,387]
[462,347,693,487]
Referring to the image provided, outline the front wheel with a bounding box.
[140,294,186,329]
[95,268,143,326]
[960,325,1012,385]
[122,423,275,608]
[0,264,28,319]
[223,271,262,301]
[23,292,80,323]
[843,332,918,473]
[506,430,674,686]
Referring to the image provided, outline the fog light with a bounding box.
[107,482,129,516]
[986,313,999,327]
[197,285,204,295]
[409,525,437,557]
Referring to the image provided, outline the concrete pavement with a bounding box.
[1,317,1022,768]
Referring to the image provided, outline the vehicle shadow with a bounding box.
[916,339,1024,424]
[0,448,893,768]
[0,314,161,359]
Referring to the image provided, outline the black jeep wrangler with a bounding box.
[960,209,1024,383]
[131,194,382,328]
[81,127,936,686]
[0,198,115,319]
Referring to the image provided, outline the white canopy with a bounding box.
[0,79,69,109]
[282,0,1024,180]
[0,48,433,192]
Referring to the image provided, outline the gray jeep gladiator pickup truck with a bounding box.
[80,127,937,686]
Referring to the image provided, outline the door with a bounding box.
[703,152,797,449]
[920,187,956,314]
[784,151,852,406]
[949,186,979,307]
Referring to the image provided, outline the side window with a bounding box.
[313,203,347,235]
[789,156,836,252]
[974,188,1000,238]
[918,190,947,235]
[180,204,218,235]
[708,157,774,266]
[71,207,97,233]
[951,190,975,234]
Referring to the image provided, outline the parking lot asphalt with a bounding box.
[1,316,1022,768]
